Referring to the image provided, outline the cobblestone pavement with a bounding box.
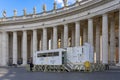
[0,67,120,80]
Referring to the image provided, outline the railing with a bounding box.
[64,59,85,71]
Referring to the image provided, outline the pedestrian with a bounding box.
[30,62,34,71]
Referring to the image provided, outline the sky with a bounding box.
[0,0,76,17]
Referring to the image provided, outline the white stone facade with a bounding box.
[0,0,120,66]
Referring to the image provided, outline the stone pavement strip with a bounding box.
[0,67,120,80]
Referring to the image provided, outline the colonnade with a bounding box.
[0,10,120,66]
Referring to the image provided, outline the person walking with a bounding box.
[30,62,34,71]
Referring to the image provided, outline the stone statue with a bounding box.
[14,9,17,17]
[43,4,46,12]
[33,7,36,14]
[63,0,67,7]
[2,10,6,18]
[76,0,79,3]
[23,8,27,16]
[54,1,57,10]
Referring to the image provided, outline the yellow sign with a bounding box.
[84,61,90,68]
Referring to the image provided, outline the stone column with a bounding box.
[64,24,68,48]
[75,21,80,46]
[83,26,87,44]
[22,30,27,65]
[110,15,115,64]
[39,39,41,50]
[31,35,33,57]
[53,26,57,49]
[119,9,120,64]
[33,29,37,55]
[40,32,43,50]
[2,31,8,66]
[13,31,18,64]
[43,28,47,50]
[96,19,100,63]
[88,18,93,46]
[50,30,53,49]
[71,27,75,47]
[0,33,2,66]
[17,36,20,59]
[61,28,64,48]
[102,14,108,64]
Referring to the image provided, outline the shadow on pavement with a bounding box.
[0,67,120,80]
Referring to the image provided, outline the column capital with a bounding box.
[88,18,93,21]
[102,13,108,17]
[23,30,27,32]
[33,29,37,33]
[75,21,80,24]
[33,29,37,31]
[43,27,47,29]
[53,26,57,28]
[2,31,7,33]
[13,31,17,33]
[64,23,68,26]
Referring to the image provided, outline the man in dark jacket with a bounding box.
[30,62,34,71]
